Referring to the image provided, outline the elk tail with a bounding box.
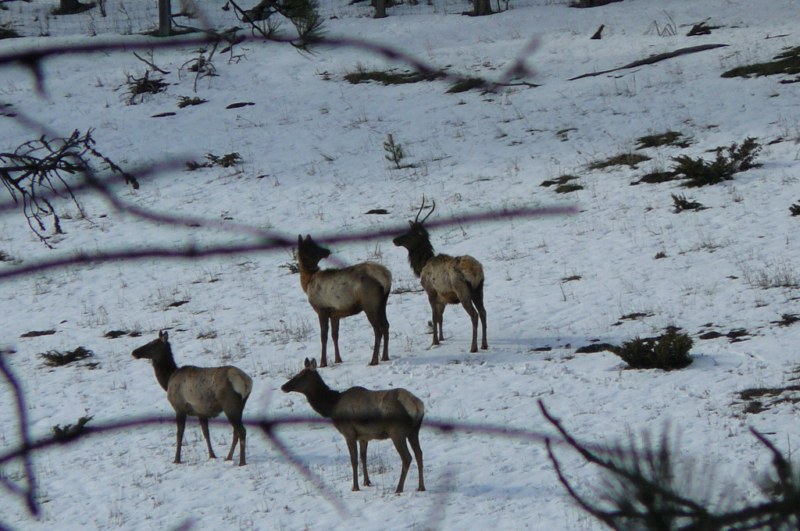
[229,369,254,400]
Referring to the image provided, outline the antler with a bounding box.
[421,198,435,223]
[414,196,436,224]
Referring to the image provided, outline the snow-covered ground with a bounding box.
[2,0,800,529]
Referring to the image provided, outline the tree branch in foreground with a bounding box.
[539,400,800,530]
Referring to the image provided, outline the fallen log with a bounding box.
[569,43,729,81]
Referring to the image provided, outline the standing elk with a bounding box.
[296,234,392,367]
[281,357,425,493]
[132,331,253,466]
[393,198,488,352]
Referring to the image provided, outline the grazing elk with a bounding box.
[281,357,425,493]
[296,234,392,367]
[393,198,488,352]
[132,331,253,466]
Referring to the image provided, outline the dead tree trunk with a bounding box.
[471,0,492,16]
[158,0,172,36]
[373,0,387,18]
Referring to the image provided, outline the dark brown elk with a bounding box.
[393,198,488,352]
[132,331,253,466]
[281,357,425,493]
[296,234,391,367]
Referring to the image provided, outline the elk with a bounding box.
[281,357,425,493]
[296,234,391,367]
[393,198,488,352]
[131,331,253,466]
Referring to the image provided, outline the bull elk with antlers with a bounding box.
[296,234,392,367]
[393,198,488,352]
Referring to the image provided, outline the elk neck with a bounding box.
[300,373,342,419]
[150,343,179,392]
[406,238,435,278]
[297,256,320,293]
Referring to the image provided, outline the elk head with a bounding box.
[392,197,435,250]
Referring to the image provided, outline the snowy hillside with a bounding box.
[2,0,800,529]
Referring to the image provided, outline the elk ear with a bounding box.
[298,234,303,245]
[159,330,169,342]
[309,359,317,370]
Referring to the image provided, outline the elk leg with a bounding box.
[460,299,479,353]
[366,305,385,365]
[359,440,371,486]
[226,428,238,461]
[238,424,247,466]
[428,297,442,346]
[317,312,329,367]
[379,293,390,361]
[473,288,488,350]
[346,437,360,491]
[174,413,187,464]
[226,422,247,466]
[437,306,445,343]
[225,401,247,466]
[408,429,425,492]
[391,435,413,494]
[381,298,390,362]
[199,417,216,459]
[331,317,342,364]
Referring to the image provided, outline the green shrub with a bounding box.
[588,152,650,171]
[636,131,691,149]
[39,346,94,367]
[614,327,693,370]
[52,415,93,441]
[671,193,705,213]
[673,137,761,187]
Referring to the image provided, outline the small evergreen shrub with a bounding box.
[587,152,650,170]
[722,46,800,82]
[39,346,94,367]
[384,134,407,169]
[671,193,705,213]
[636,131,691,149]
[541,174,583,194]
[186,152,242,171]
[52,415,93,441]
[345,69,444,85]
[673,137,761,187]
[614,327,693,370]
[177,96,207,108]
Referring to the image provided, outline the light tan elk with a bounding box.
[393,198,488,352]
[296,234,391,367]
[281,357,425,493]
[132,331,253,466]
